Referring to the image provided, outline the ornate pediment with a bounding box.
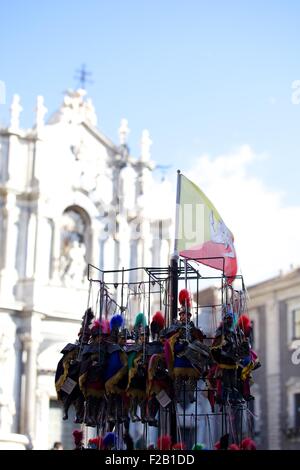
[48,89,97,127]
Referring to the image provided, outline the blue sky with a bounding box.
[2,1,300,282]
[1,0,300,207]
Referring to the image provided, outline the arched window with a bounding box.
[59,206,90,285]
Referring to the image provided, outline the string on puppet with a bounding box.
[123,286,131,343]
[227,405,238,446]
[77,279,93,360]
[206,414,214,450]
[175,402,184,446]
[95,287,101,321]
[188,413,195,448]
[162,278,170,328]
[246,407,256,439]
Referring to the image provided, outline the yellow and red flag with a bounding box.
[176,173,237,282]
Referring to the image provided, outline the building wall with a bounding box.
[248,271,300,450]
[0,89,173,449]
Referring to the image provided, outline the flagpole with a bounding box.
[170,169,181,322]
[169,170,181,446]
[174,169,181,255]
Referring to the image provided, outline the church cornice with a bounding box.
[0,128,37,142]
[81,121,119,153]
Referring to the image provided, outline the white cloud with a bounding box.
[185,145,300,286]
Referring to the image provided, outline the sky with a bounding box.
[1,0,300,285]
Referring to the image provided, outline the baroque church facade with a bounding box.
[0,89,173,449]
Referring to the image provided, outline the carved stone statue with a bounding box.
[61,240,86,285]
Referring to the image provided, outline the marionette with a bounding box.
[55,307,94,422]
[177,288,195,331]
[165,289,201,405]
[211,307,241,405]
[79,318,110,426]
[237,314,261,401]
[87,436,103,450]
[103,432,117,450]
[105,314,128,424]
[126,313,149,423]
[72,429,85,450]
[146,312,172,426]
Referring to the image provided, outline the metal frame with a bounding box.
[86,259,253,449]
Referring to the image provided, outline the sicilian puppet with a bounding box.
[211,306,242,405]
[55,307,94,422]
[87,436,103,450]
[237,314,261,401]
[146,312,172,426]
[126,313,149,423]
[104,314,128,424]
[164,289,202,405]
[72,429,85,450]
[78,318,110,426]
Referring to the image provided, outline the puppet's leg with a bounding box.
[140,398,148,423]
[107,394,117,423]
[187,376,197,403]
[130,396,141,422]
[74,393,85,424]
[147,395,159,427]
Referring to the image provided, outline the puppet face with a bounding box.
[179,311,191,323]
[224,315,233,327]
[118,336,126,346]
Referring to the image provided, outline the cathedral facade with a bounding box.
[0,89,173,449]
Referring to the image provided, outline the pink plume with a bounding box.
[100,319,110,334]
[148,354,158,373]
[164,339,172,369]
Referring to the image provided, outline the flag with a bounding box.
[176,174,237,282]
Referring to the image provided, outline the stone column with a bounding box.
[0,192,19,301]
[34,386,50,450]
[91,221,102,268]
[20,327,40,446]
[25,209,37,278]
[51,220,62,283]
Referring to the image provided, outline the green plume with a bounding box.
[134,313,147,328]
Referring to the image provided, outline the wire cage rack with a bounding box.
[82,257,254,450]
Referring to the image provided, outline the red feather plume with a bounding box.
[228,444,240,450]
[179,289,191,308]
[152,311,165,330]
[238,314,251,337]
[88,436,103,449]
[157,435,172,450]
[91,319,101,329]
[73,429,83,445]
[240,438,256,450]
[172,442,186,450]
